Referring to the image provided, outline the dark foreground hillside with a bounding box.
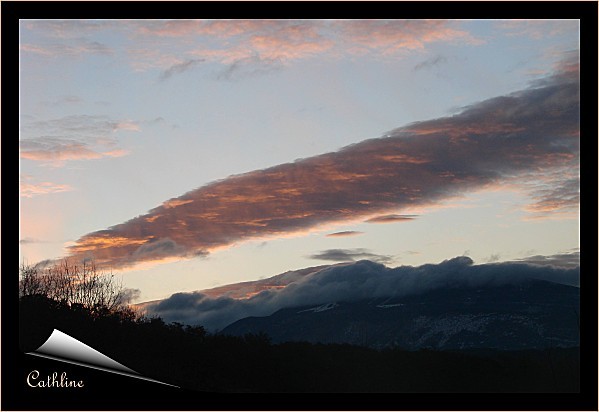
[20,295,580,393]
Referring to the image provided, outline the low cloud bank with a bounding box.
[145,256,579,331]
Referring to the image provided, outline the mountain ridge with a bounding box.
[221,278,580,350]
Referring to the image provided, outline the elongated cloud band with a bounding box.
[67,61,579,269]
[365,214,418,224]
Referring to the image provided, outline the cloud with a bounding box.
[513,251,580,269]
[117,288,142,306]
[326,231,364,238]
[135,20,207,37]
[23,20,117,38]
[65,59,579,269]
[246,22,335,61]
[520,171,579,220]
[365,214,418,224]
[159,59,204,81]
[131,238,207,261]
[127,49,186,72]
[20,175,73,198]
[41,95,84,106]
[20,115,138,166]
[484,254,501,263]
[22,115,139,136]
[413,55,448,71]
[139,20,481,74]
[19,237,46,245]
[309,249,393,264]
[23,20,486,80]
[144,256,580,331]
[217,55,284,81]
[338,20,483,55]
[163,199,194,209]
[20,40,113,57]
[20,137,129,164]
[496,20,579,40]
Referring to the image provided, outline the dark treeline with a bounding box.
[20,293,580,393]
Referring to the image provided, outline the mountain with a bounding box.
[140,257,580,333]
[222,279,580,351]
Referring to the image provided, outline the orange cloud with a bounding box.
[163,199,194,209]
[20,180,73,198]
[69,236,148,254]
[65,61,579,270]
[20,144,129,164]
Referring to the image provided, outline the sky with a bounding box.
[19,19,580,304]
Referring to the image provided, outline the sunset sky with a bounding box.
[19,19,580,303]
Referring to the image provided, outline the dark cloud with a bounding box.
[217,56,284,81]
[19,237,45,245]
[325,231,364,238]
[513,251,580,269]
[132,238,190,259]
[145,256,580,331]
[309,248,393,264]
[66,59,579,269]
[365,214,418,224]
[41,95,83,106]
[159,59,204,81]
[413,55,448,71]
[484,254,501,263]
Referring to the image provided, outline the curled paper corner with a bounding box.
[27,329,178,388]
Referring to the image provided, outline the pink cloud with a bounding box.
[64,61,578,270]
[338,20,483,55]
[20,115,138,165]
[20,179,73,198]
[20,139,129,165]
[497,20,579,40]
[147,20,484,75]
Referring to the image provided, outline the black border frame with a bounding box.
[3,2,597,410]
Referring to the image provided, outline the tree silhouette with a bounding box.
[19,259,135,317]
